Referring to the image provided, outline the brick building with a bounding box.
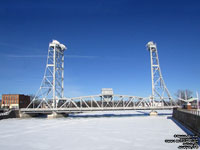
[1,94,30,109]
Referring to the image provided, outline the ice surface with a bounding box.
[0,110,188,150]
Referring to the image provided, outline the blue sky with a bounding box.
[0,0,200,98]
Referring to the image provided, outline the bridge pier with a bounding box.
[47,112,67,118]
[19,112,39,118]
[149,110,158,116]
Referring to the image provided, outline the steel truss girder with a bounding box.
[27,94,176,110]
[23,94,178,112]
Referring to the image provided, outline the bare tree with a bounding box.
[174,89,193,105]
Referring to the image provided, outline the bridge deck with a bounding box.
[21,106,177,114]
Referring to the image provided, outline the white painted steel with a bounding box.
[23,94,178,113]
[146,41,173,106]
[25,41,179,113]
[27,40,66,109]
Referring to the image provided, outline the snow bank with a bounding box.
[0,110,185,150]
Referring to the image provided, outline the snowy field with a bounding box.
[0,110,189,150]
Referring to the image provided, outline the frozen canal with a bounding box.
[0,110,187,150]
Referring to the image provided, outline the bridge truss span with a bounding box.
[59,95,147,109]
[22,94,177,113]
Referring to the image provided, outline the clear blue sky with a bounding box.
[0,0,200,98]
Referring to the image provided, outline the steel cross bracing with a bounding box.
[27,40,66,109]
[146,41,175,106]
[22,94,176,113]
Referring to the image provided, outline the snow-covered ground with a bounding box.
[0,110,188,150]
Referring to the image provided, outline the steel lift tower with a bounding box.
[146,41,172,106]
[27,40,67,109]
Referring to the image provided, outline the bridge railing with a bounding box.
[177,108,200,116]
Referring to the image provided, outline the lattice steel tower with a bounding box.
[28,40,67,108]
[146,41,172,106]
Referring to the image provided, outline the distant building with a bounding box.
[1,94,30,109]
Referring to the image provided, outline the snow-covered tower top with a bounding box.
[49,40,67,52]
[146,41,156,51]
